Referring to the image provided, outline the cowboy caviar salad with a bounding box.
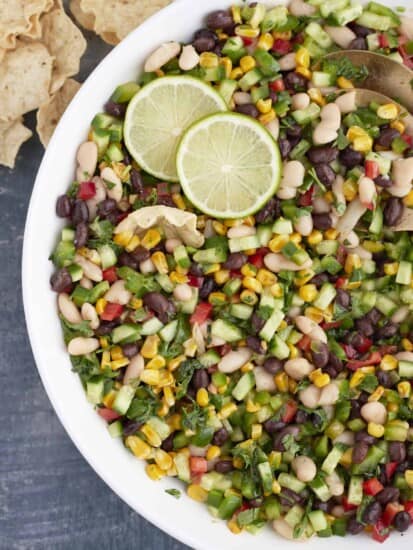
[50,0,413,542]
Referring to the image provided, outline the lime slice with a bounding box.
[124,76,227,181]
[176,112,281,219]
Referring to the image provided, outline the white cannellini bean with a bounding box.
[218,348,252,373]
[325,25,356,49]
[318,383,340,406]
[68,337,100,356]
[331,505,345,518]
[313,124,338,145]
[140,258,156,274]
[321,103,341,129]
[361,401,387,425]
[291,93,310,111]
[280,160,305,188]
[165,238,182,253]
[312,196,330,214]
[276,186,297,200]
[400,16,413,40]
[192,323,206,355]
[325,471,344,496]
[350,246,372,260]
[104,280,131,305]
[334,430,355,446]
[264,252,312,272]
[101,166,122,202]
[74,254,102,282]
[294,214,313,237]
[144,42,181,72]
[273,519,307,541]
[289,0,316,17]
[308,325,328,344]
[86,176,107,219]
[339,230,359,248]
[387,184,411,198]
[188,444,207,457]
[336,198,366,236]
[358,176,376,208]
[278,52,296,71]
[323,404,335,421]
[292,456,317,483]
[173,283,193,302]
[392,157,413,190]
[81,303,100,330]
[80,277,93,289]
[392,305,409,324]
[396,351,413,362]
[254,366,276,392]
[123,354,145,385]
[76,141,98,178]
[233,91,252,106]
[295,315,318,335]
[265,117,280,141]
[284,357,314,381]
[58,293,82,324]
[299,385,321,409]
[227,224,256,239]
[335,91,357,114]
[332,175,345,210]
[288,306,302,319]
[178,44,199,71]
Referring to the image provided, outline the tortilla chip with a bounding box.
[69,0,95,31]
[36,79,81,147]
[115,206,205,248]
[0,41,53,121]
[80,0,172,44]
[0,118,32,168]
[41,7,87,94]
[0,0,51,49]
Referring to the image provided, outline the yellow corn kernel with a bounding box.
[172,193,186,210]
[114,231,134,247]
[256,98,273,114]
[243,276,263,294]
[212,220,226,236]
[227,519,243,535]
[168,413,182,432]
[231,5,242,24]
[99,336,109,349]
[299,284,318,303]
[307,230,323,246]
[275,371,289,392]
[142,228,162,250]
[126,436,152,459]
[272,480,282,494]
[214,269,230,285]
[196,388,209,408]
[380,354,398,371]
[388,402,399,414]
[304,307,324,324]
[295,46,310,69]
[384,262,399,275]
[337,76,354,89]
[246,399,260,413]
[343,178,358,201]
[141,334,160,359]
[111,358,129,370]
[362,240,384,254]
[258,109,276,125]
[163,387,175,408]
[240,55,256,73]
[219,402,238,419]
[241,263,257,277]
[347,125,368,141]
[398,381,411,398]
[140,369,161,386]
[251,424,263,440]
[377,103,399,120]
[402,338,413,351]
[294,269,316,288]
[208,292,227,305]
[289,378,298,394]
[368,386,385,402]
[241,361,256,373]
[324,228,338,240]
[310,369,330,388]
[154,448,173,471]
[151,251,168,274]
[130,297,143,309]
[206,445,221,461]
[240,289,258,305]
[340,448,353,468]
[199,51,219,69]
[110,346,124,361]
[230,67,243,80]
[269,234,289,253]
[390,119,405,134]
[273,30,292,40]
[368,422,385,438]
[307,87,326,106]
[402,190,413,208]
[269,282,283,298]
[125,235,141,252]
[296,66,312,80]
[146,355,166,370]
[353,135,373,153]
[101,350,111,370]
[95,298,107,315]
[344,253,362,274]
[145,463,165,481]
[170,271,188,284]
[243,215,255,227]
[102,389,116,408]
[405,470,413,489]
[168,355,185,372]
[141,424,162,447]
[323,191,334,204]
[289,232,302,245]
[157,402,169,417]
[257,268,277,287]
[244,248,257,256]
[359,366,376,375]
[204,263,220,275]
[220,57,233,79]
[257,32,274,51]
[155,69,164,77]
[235,25,260,39]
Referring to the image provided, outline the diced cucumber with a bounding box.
[315,240,339,256]
[256,224,272,246]
[251,84,270,104]
[282,241,310,266]
[233,371,256,401]
[313,283,337,310]
[61,227,75,242]
[159,320,178,342]
[230,303,254,320]
[193,247,227,264]
[388,51,404,64]
[254,49,280,77]
[269,334,290,359]
[375,294,397,316]
[320,0,348,17]
[88,281,110,304]
[351,445,385,475]
[261,6,288,32]
[242,4,266,28]
[222,37,247,63]
[180,288,198,314]
[211,319,243,342]
[321,444,346,475]
[309,475,331,502]
[278,473,306,493]
[272,217,293,235]
[109,120,123,143]
[356,11,395,31]
[260,292,276,309]
[71,285,91,307]
[141,316,164,336]
[367,32,380,50]
[396,261,412,285]
[203,65,226,82]
[305,22,333,48]
[239,68,263,92]
[67,263,83,282]
[86,378,104,405]
[398,360,413,378]
[218,494,243,520]
[285,505,305,528]
[106,143,124,162]
[218,79,238,106]
[156,273,174,293]
[333,3,363,26]
[147,417,170,440]
[292,102,321,125]
[111,81,140,103]
[259,309,285,342]
[98,244,117,269]
[308,510,328,532]
[303,36,326,58]
[199,349,221,367]
[113,385,135,415]
[201,472,232,492]
[174,453,191,482]
[92,113,116,130]
[111,323,140,344]
[223,278,242,296]
[173,245,191,269]
[369,206,383,235]
[311,71,334,88]
[348,476,363,505]
[228,235,261,253]
[107,420,123,437]
[52,240,75,268]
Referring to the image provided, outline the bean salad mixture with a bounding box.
[49,0,413,542]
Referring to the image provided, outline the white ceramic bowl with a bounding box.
[23,0,413,548]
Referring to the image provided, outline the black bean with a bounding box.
[349,37,367,49]
[97,198,117,219]
[279,488,304,507]
[273,425,300,451]
[50,268,72,292]
[130,169,144,195]
[376,127,400,148]
[394,511,411,532]
[295,409,309,423]
[255,197,280,223]
[311,341,329,369]
[189,263,204,277]
[206,10,234,31]
[355,318,374,337]
[279,137,292,159]
[264,419,286,434]
[191,368,210,390]
[249,497,264,508]
[122,420,143,436]
[348,22,373,37]
[143,292,175,323]
[374,175,393,188]
[193,28,217,50]
[396,461,409,474]
[347,517,365,534]
[352,441,369,464]
[350,399,361,420]
[214,460,234,473]
[355,430,376,445]
[336,288,351,309]
[222,252,248,270]
[375,322,398,340]
[118,252,138,270]
[251,311,266,332]
[383,197,404,226]
[56,194,72,218]
[71,199,89,225]
[235,103,259,118]
[366,307,382,324]
[284,71,307,92]
[157,195,175,208]
[307,146,338,164]
[389,441,407,463]
[104,100,126,118]
[263,357,282,374]
[339,146,364,168]
[122,146,131,165]
[377,370,393,388]
[95,321,118,336]
[161,433,175,452]
[376,487,400,505]
[328,354,343,373]
[246,335,265,354]
[362,501,382,525]
[74,221,89,249]
[310,273,329,287]
[313,500,330,513]
[130,246,150,263]
[199,277,216,300]
[122,343,140,358]
[312,213,332,230]
[288,135,301,150]
[323,366,337,378]
[212,428,229,446]
[286,123,303,139]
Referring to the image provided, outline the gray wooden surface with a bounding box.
[0,12,189,550]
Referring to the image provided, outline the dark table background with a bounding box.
[0,8,189,550]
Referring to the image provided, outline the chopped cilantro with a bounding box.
[165,488,181,499]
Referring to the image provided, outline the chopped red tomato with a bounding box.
[281,400,298,423]
[230,270,243,279]
[187,275,204,288]
[363,478,383,496]
[78,180,96,200]
[385,462,398,481]
[354,336,373,354]
[100,302,124,321]
[365,159,380,180]
[117,211,129,223]
[272,38,292,55]
[321,320,342,330]
[299,185,314,207]
[404,501,413,521]
[382,502,403,527]
[190,302,212,325]
[98,408,121,422]
[102,266,118,283]
[249,248,269,269]
[242,37,254,46]
[269,78,285,92]
[372,519,390,543]
[342,496,357,512]
[378,33,389,48]
[402,133,413,147]
[347,351,382,370]
[297,334,311,351]
[190,456,208,475]
[335,276,348,289]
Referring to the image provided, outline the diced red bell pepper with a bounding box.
[347,351,382,371]
[299,185,314,207]
[281,400,298,423]
[269,78,285,92]
[242,37,254,46]
[190,456,208,475]
[385,461,398,481]
[297,334,311,352]
[98,407,121,422]
[341,343,358,360]
[342,496,358,512]
[249,247,269,269]
[335,277,348,289]
[117,211,129,223]
[100,302,124,321]
[363,478,384,496]
[78,180,96,200]
[365,160,380,180]
[382,502,403,527]
[404,501,413,521]
[230,270,243,279]
[378,33,389,49]
[187,275,204,288]
[102,266,118,283]
[321,320,342,330]
[157,182,169,196]
[372,519,390,543]
[190,302,212,325]
[272,38,292,55]
[354,336,373,355]
[402,133,413,147]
